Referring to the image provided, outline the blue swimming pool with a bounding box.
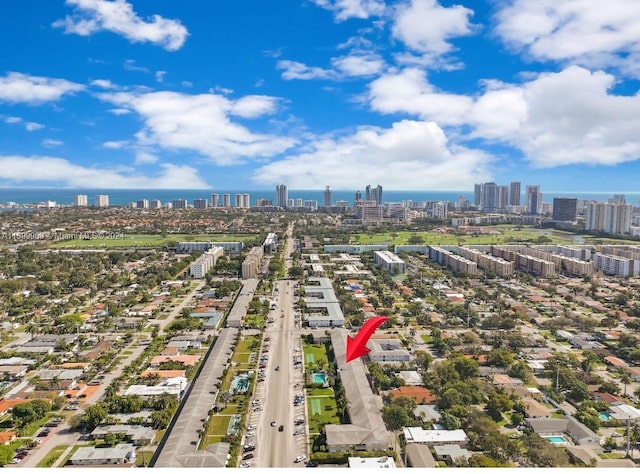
[544,435,568,445]
[599,412,612,421]
[311,372,327,385]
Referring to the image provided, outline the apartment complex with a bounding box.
[585,202,632,235]
[189,247,224,278]
[428,246,479,275]
[95,194,109,207]
[303,278,344,327]
[73,194,88,206]
[241,247,263,279]
[373,251,406,274]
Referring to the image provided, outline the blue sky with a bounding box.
[1,0,640,191]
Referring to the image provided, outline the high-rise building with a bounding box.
[193,198,208,209]
[136,199,149,209]
[255,198,273,206]
[172,199,187,209]
[323,186,332,207]
[610,194,626,204]
[474,184,483,206]
[552,198,578,222]
[586,202,632,235]
[304,200,318,211]
[222,194,231,207]
[287,198,294,208]
[94,194,109,207]
[482,182,498,212]
[498,185,509,210]
[354,190,362,204]
[211,194,219,208]
[295,198,303,208]
[509,182,521,206]
[276,184,288,208]
[235,194,250,208]
[73,194,88,206]
[525,185,542,214]
[149,199,162,209]
[365,184,383,205]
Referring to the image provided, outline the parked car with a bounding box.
[242,453,254,460]
[295,455,307,463]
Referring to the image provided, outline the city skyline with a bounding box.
[1,1,640,190]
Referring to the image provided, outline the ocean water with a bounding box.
[0,188,638,207]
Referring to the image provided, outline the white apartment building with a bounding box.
[95,194,109,207]
[373,251,406,274]
[189,247,224,278]
[585,202,632,235]
[73,194,88,206]
[593,253,640,278]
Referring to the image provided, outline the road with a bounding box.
[251,225,307,467]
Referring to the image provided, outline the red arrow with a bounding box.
[346,316,389,363]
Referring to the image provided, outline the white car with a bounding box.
[294,455,306,463]
[247,424,257,430]
[239,462,250,468]
[246,432,255,438]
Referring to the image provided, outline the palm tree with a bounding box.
[618,369,632,397]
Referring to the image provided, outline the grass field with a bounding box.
[37,445,69,467]
[307,395,339,435]
[51,233,255,248]
[303,343,330,370]
[350,225,640,247]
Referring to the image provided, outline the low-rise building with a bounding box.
[402,427,468,446]
[69,443,136,465]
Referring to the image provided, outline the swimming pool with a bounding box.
[599,412,612,421]
[311,372,327,385]
[544,435,568,445]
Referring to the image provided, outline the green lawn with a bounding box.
[303,343,330,369]
[420,335,433,344]
[307,396,339,435]
[244,313,265,329]
[37,444,69,467]
[349,225,636,247]
[51,233,255,249]
[207,414,234,436]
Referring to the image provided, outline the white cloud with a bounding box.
[368,68,473,125]
[391,0,476,64]
[494,0,640,76]
[134,150,159,164]
[98,90,295,164]
[108,108,131,115]
[42,139,64,148]
[102,140,128,149]
[277,60,332,80]
[278,53,385,81]
[253,119,492,190]
[2,116,45,131]
[0,72,84,104]
[0,155,207,188]
[331,54,385,77]
[53,0,188,51]
[90,78,117,89]
[25,122,44,131]
[368,65,640,169]
[123,59,149,72]
[312,0,386,21]
[155,70,166,83]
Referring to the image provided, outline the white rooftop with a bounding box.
[403,427,468,444]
